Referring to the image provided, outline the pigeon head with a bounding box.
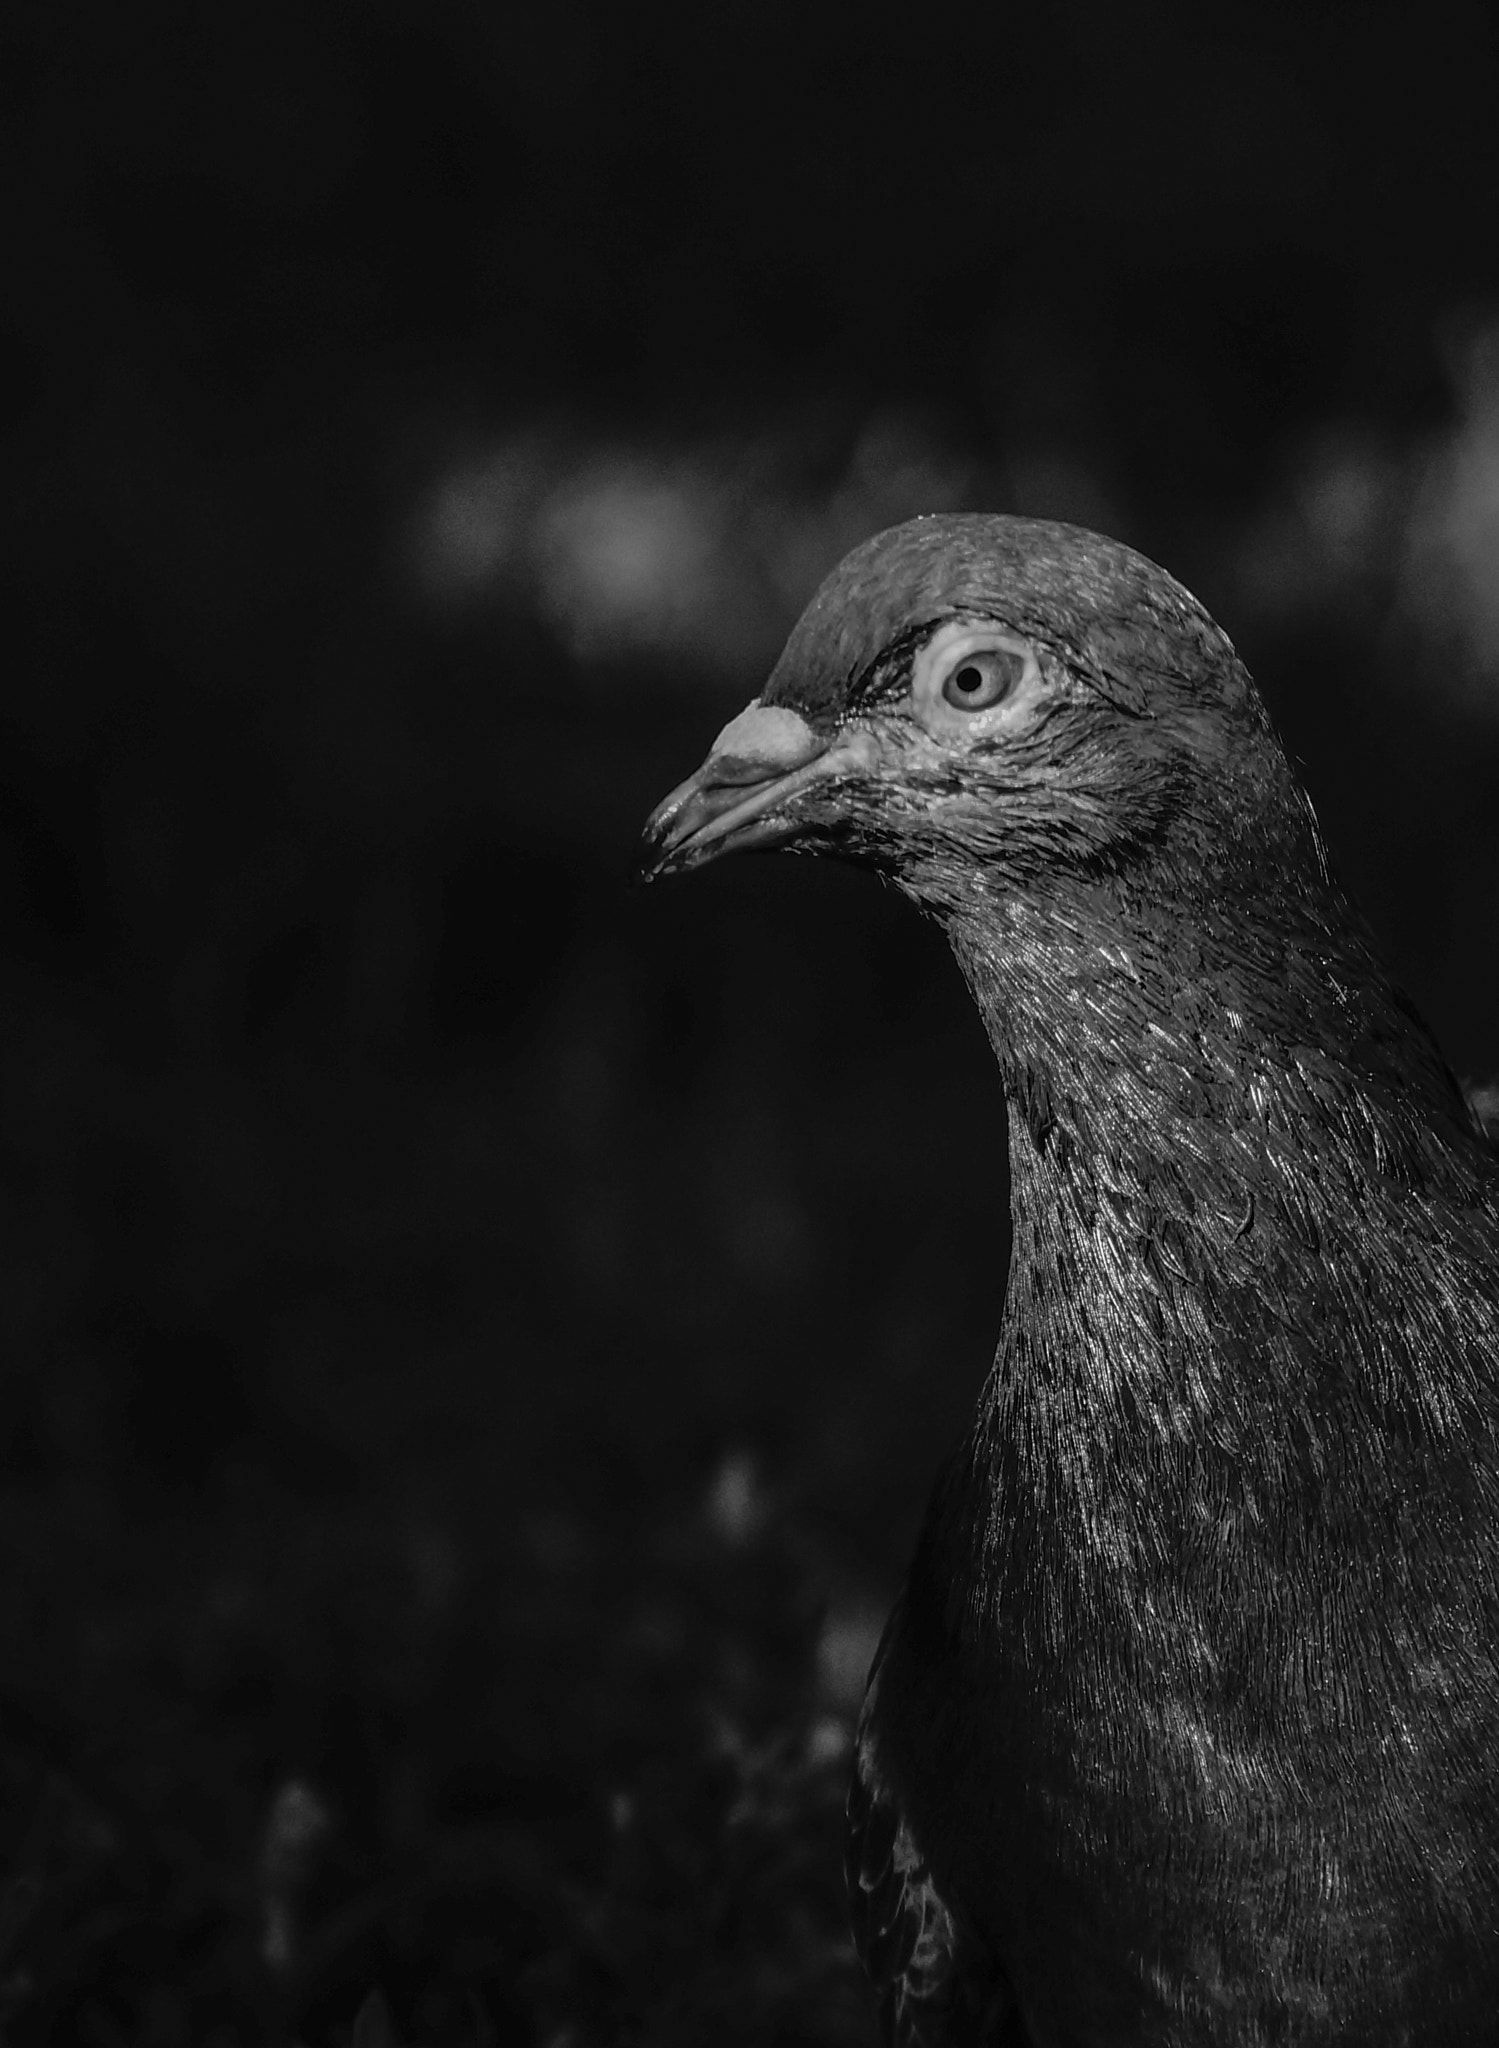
[638,514,1324,923]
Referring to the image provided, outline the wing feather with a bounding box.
[845,1622,1024,2046]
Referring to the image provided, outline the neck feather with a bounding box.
[924,872,1497,1661]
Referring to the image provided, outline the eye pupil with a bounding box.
[953,665,983,694]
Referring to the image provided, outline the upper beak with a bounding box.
[637,702,872,883]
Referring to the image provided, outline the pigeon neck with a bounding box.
[942,871,1472,1203]
[929,877,1487,1627]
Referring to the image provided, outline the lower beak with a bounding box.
[637,702,869,883]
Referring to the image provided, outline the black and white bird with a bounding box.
[638,515,1499,2047]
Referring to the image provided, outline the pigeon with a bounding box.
[636,515,1499,2046]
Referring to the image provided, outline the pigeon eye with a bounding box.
[911,622,1042,740]
[941,649,1024,711]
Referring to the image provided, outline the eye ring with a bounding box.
[910,621,1043,739]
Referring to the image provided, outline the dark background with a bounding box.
[4,3,1499,2041]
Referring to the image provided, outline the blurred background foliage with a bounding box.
[3,0,1499,2040]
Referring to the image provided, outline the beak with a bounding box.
[637,702,874,883]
